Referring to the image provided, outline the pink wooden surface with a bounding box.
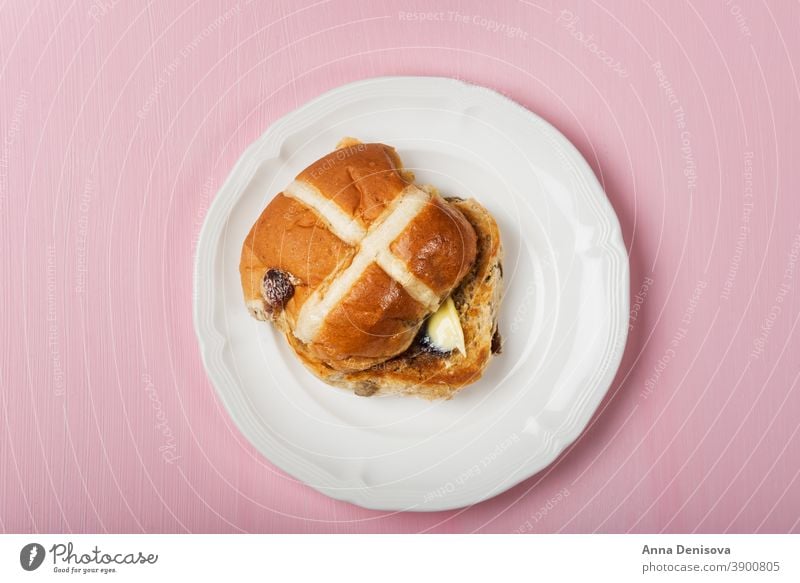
[1,0,799,533]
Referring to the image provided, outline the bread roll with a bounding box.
[240,141,478,372]
[284,196,504,400]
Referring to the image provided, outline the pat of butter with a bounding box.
[427,296,466,356]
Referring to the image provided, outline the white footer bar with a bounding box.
[1,534,797,582]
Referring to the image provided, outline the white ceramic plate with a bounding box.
[194,76,629,511]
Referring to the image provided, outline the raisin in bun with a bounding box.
[240,139,503,399]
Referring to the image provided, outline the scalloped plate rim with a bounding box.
[193,76,630,512]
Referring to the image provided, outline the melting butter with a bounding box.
[427,296,466,356]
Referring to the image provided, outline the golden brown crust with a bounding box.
[239,193,354,323]
[278,198,503,400]
[296,143,408,225]
[309,263,428,371]
[240,141,484,373]
[389,195,477,297]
